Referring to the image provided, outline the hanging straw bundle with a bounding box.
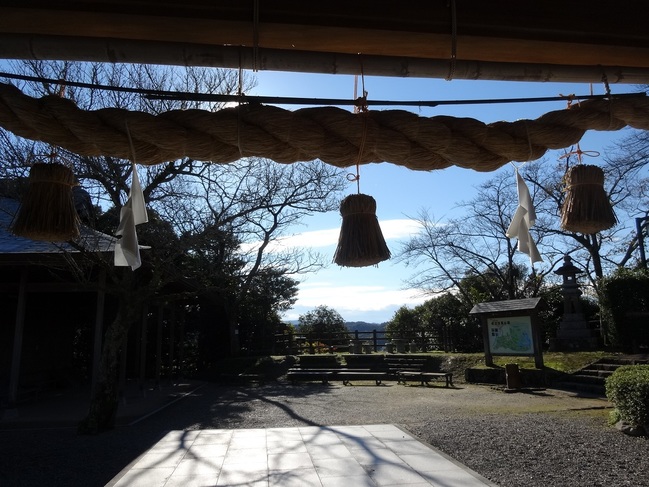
[333,193,391,267]
[560,164,617,234]
[11,162,80,241]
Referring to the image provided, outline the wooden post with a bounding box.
[178,314,185,380]
[90,269,106,400]
[155,304,163,389]
[531,312,545,369]
[139,306,148,396]
[480,316,494,367]
[118,333,128,405]
[168,307,175,383]
[7,269,28,409]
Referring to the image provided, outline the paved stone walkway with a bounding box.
[107,424,498,487]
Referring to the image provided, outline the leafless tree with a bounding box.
[399,127,649,305]
[526,137,649,288]
[398,170,556,304]
[0,60,346,433]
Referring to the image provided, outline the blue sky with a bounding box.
[250,71,640,323]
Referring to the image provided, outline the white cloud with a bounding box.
[276,227,341,248]
[290,281,427,316]
[244,218,428,322]
[377,219,422,239]
[258,218,421,252]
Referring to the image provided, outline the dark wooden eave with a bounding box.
[1,1,649,83]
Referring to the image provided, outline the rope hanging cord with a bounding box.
[0,82,648,172]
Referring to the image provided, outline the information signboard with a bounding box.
[469,298,544,368]
[487,315,534,355]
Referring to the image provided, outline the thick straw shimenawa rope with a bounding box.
[0,82,648,171]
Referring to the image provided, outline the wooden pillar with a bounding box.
[480,316,494,367]
[531,312,545,369]
[139,306,148,396]
[118,333,128,405]
[7,269,28,409]
[178,314,185,379]
[168,307,175,383]
[155,304,163,389]
[90,269,106,399]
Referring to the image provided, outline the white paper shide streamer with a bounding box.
[506,168,542,264]
[114,162,148,270]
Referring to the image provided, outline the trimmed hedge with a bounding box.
[605,365,649,428]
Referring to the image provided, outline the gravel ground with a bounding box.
[1,380,647,487]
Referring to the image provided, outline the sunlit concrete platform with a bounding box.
[107,424,498,487]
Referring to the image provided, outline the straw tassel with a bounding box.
[10,162,80,241]
[560,164,617,234]
[333,193,391,267]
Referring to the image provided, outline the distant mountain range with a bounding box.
[287,320,387,332]
[345,321,387,332]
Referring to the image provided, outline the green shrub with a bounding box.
[599,269,649,351]
[605,365,649,427]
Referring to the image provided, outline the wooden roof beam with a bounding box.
[1,7,649,70]
[1,35,647,85]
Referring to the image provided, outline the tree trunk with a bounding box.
[590,236,604,280]
[78,297,139,434]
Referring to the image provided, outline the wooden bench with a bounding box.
[287,357,340,383]
[287,354,452,387]
[288,354,389,386]
[287,369,337,384]
[397,371,454,387]
[335,370,388,385]
[287,368,388,385]
[337,355,390,385]
[385,356,428,375]
[386,355,453,387]
[287,355,343,384]
[237,373,266,384]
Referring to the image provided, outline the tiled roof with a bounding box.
[0,197,117,255]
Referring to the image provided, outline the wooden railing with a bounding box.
[272,329,454,355]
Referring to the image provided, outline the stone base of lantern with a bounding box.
[549,313,602,351]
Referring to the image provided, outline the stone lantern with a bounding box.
[550,255,599,350]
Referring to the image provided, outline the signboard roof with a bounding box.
[469,297,543,315]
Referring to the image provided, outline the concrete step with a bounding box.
[579,369,615,379]
[570,373,607,385]
[552,355,649,397]
[601,357,649,366]
[552,380,606,396]
[588,363,621,371]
